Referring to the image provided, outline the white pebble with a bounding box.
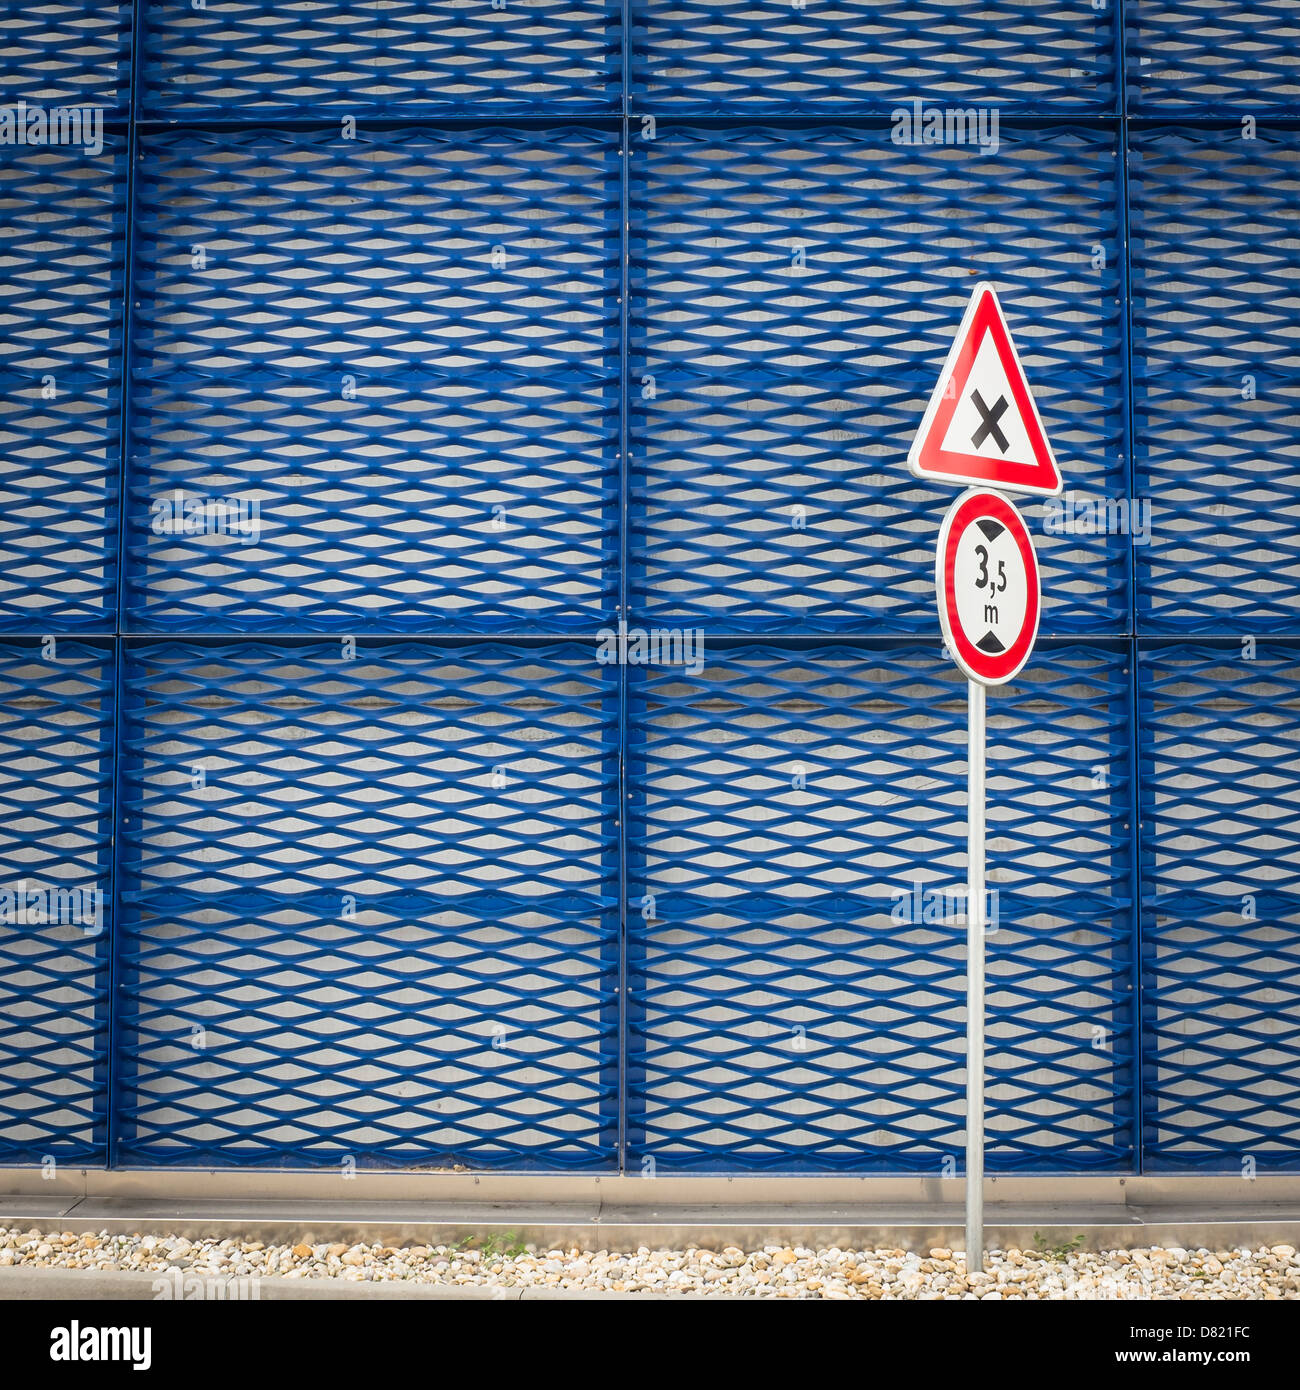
[0,1225,1291,1301]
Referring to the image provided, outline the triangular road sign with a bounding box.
[908,282,1062,497]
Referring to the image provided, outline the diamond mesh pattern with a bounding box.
[0,640,114,1163]
[1130,127,1300,636]
[1139,642,1300,1169]
[630,125,1127,634]
[0,3,130,110]
[634,2,1117,112]
[628,643,1134,1171]
[115,641,618,1167]
[1128,2,1300,113]
[0,8,1296,1177]
[0,139,126,633]
[140,0,620,117]
[125,127,620,634]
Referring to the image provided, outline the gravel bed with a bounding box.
[1,1227,1296,1298]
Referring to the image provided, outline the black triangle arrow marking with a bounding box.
[976,518,1006,542]
[977,631,1006,654]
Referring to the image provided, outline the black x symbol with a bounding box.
[971,390,1009,453]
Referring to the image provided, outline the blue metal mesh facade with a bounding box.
[139,0,621,118]
[0,3,130,111]
[1130,126,1300,635]
[0,4,1296,1173]
[0,135,127,632]
[125,126,620,634]
[0,639,115,1163]
[1127,2,1300,114]
[629,124,1128,635]
[633,3,1118,113]
[628,644,1134,1170]
[115,641,617,1166]
[1139,642,1300,1169]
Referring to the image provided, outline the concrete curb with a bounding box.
[0,1266,677,1300]
[3,1199,1300,1252]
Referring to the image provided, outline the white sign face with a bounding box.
[951,512,1031,661]
[939,329,1037,468]
[936,489,1041,686]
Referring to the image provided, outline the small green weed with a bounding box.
[1032,1231,1087,1262]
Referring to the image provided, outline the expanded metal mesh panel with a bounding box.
[140,0,620,117]
[1140,643,1300,1169]
[0,138,126,632]
[627,644,1134,1171]
[634,2,1117,112]
[0,640,114,1163]
[630,125,1127,635]
[115,641,618,1167]
[1131,127,1300,636]
[125,127,620,634]
[1128,2,1300,113]
[0,3,130,110]
[0,7,1296,1178]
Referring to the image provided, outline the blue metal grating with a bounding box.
[114,640,618,1167]
[1139,642,1300,1170]
[0,3,130,112]
[633,2,1117,113]
[0,6,1297,1178]
[630,124,1128,635]
[0,137,127,633]
[125,126,620,634]
[139,0,621,118]
[1130,127,1300,636]
[1127,2,1300,113]
[627,643,1135,1171]
[0,639,114,1164]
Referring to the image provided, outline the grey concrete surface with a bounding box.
[2,1171,1298,1254]
[0,1266,669,1300]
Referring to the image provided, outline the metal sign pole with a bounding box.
[917,283,1057,1277]
[966,677,986,1276]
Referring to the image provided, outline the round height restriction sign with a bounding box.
[936,489,1041,686]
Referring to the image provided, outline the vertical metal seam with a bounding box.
[1116,0,1145,1176]
[616,0,632,1173]
[105,0,144,1170]
[1128,634,1146,1174]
